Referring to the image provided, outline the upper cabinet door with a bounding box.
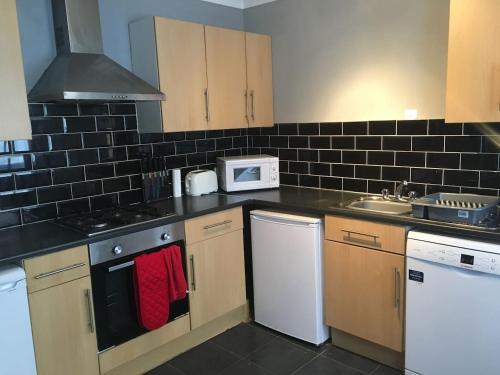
[155,17,208,132]
[0,0,31,140]
[246,32,274,128]
[205,26,248,129]
[445,0,500,123]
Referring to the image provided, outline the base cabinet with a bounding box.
[324,240,405,352]
[29,276,99,375]
[187,229,246,329]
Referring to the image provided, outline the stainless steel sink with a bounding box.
[346,196,412,215]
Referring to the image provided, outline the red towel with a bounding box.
[163,245,188,301]
[133,251,170,331]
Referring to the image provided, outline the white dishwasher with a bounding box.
[0,265,37,375]
[406,230,500,375]
[250,210,329,345]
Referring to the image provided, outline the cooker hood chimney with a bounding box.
[28,0,165,102]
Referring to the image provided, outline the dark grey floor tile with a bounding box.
[371,365,403,375]
[248,337,316,375]
[250,322,328,354]
[322,346,378,373]
[219,359,275,375]
[210,323,276,357]
[293,355,364,375]
[168,342,240,375]
[146,362,185,375]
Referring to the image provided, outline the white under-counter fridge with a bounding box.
[250,210,329,345]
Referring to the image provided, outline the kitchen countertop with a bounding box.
[1,186,499,265]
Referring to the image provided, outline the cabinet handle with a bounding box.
[204,88,210,121]
[250,90,256,121]
[34,263,85,279]
[85,289,95,333]
[394,268,401,320]
[189,255,196,291]
[341,230,379,247]
[203,220,232,230]
[245,90,249,121]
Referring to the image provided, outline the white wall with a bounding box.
[244,0,450,122]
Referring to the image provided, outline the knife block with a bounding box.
[141,157,171,203]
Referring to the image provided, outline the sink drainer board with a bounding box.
[411,193,500,225]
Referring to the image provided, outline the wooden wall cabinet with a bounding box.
[130,17,274,132]
[445,0,500,123]
[324,216,406,353]
[246,32,274,127]
[185,207,246,329]
[0,0,32,140]
[24,247,99,375]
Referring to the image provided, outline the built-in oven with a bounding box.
[88,221,188,352]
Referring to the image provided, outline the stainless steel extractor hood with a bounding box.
[28,0,165,102]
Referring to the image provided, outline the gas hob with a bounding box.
[55,204,176,236]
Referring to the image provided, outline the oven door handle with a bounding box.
[108,261,135,273]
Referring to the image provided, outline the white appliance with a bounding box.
[217,155,279,192]
[0,265,37,375]
[406,230,500,375]
[250,210,329,345]
[185,170,218,196]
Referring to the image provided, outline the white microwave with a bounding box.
[217,155,280,192]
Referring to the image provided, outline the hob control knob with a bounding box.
[161,233,171,241]
[112,245,123,255]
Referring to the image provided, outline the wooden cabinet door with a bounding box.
[246,32,274,127]
[187,229,246,329]
[0,0,31,140]
[445,0,500,123]
[324,241,404,352]
[29,276,99,375]
[205,26,248,129]
[155,17,208,132]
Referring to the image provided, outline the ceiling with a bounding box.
[200,0,277,9]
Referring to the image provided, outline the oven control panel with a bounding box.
[89,221,185,266]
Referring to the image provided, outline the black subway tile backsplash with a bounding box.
[84,132,114,148]
[68,149,99,166]
[52,166,85,184]
[343,121,368,135]
[397,120,428,135]
[65,117,96,133]
[320,122,342,135]
[299,123,319,135]
[97,116,125,131]
[369,121,396,135]
[1,104,498,229]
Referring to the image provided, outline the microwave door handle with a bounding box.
[108,260,135,273]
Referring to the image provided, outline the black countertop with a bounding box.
[1,186,499,265]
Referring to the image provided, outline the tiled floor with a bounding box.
[146,323,403,375]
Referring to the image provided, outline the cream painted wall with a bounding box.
[244,0,450,123]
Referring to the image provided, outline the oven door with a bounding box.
[226,163,271,191]
[90,241,189,352]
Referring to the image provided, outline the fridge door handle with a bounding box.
[251,215,318,228]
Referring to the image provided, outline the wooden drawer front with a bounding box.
[324,241,404,352]
[24,246,90,293]
[185,207,243,245]
[325,216,406,255]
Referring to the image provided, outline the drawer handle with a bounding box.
[34,263,86,279]
[394,268,401,320]
[189,255,196,291]
[341,230,380,247]
[85,289,95,333]
[203,220,232,230]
